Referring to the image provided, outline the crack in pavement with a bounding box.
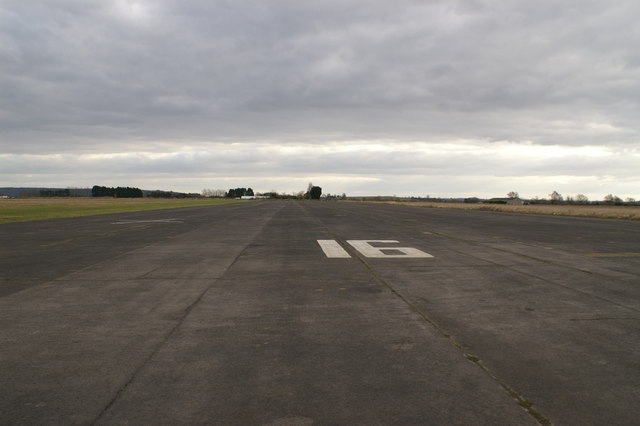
[90,204,285,425]
[298,202,553,425]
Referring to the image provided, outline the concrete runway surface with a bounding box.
[1,201,639,425]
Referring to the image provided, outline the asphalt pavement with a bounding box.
[1,201,639,425]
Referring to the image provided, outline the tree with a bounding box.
[115,186,143,198]
[549,191,563,204]
[507,191,519,199]
[304,182,315,199]
[575,194,589,204]
[92,185,114,197]
[226,188,250,198]
[603,194,622,205]
[149,190,172,198]
[202,189,226,198]
[67,187,88,197]
[40,189,70,197]
[92,185,142,198]
[309,186,322,200]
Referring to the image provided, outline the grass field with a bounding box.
[363,201,640,221]
[0,198,244,224]
[3,198,638,224]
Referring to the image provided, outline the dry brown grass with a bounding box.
[360,201,640,221]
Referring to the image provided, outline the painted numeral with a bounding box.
[317,240,433,258]
[317,240,351,258]
[348,240,433,258]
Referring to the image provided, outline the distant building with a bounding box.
[484,197,527,205]
[507,197,527,205]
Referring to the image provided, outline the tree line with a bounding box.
[148,190,199,198]
[531,191,635,205]
[226,188,254,198]
[92,185,143,198]
[496,191,636,205]
[201,184,324,200]
[39,189,72,197]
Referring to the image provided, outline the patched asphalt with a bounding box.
[1,201,639,425]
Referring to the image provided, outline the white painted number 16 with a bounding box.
[318,240,433,259]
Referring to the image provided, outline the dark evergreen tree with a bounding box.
[92,185,142,198]
[309,186,322,200]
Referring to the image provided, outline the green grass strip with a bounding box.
[0,199,244,224]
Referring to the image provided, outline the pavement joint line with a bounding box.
[90,203,285,425]
[5,201,637,423]
[111,219,183,224]
[568,317,640,321]
[0,227,137,258]
[350,242,553,425]
[584,252,640,258]
[405,211,640,289]
[442,242,640,314]
[322,202,640,302]
[30,221,254,286]
[90,274,225,424]
[298,202,553,425]
[329,204,636,278]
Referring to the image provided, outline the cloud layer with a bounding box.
[1,1,639,198]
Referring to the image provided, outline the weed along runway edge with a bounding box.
[1,200,639,425]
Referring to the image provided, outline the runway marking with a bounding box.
[112,219,183,225]
[318,240,433,259]
[317,240,351,258]
[348,240,433,258]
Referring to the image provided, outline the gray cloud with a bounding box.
[1,1,639,197]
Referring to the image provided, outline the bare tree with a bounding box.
[70,187,93,197]
[604,194,622,205]
[575,194,589,204]
[549,191,563,204]
[507,191,519,199]
[202,189,226,198]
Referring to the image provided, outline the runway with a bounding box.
[1,201,639,425]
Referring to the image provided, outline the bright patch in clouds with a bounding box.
[113,0,152,22]
[1,142,636,199]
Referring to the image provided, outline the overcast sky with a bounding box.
[1,0,639,199]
